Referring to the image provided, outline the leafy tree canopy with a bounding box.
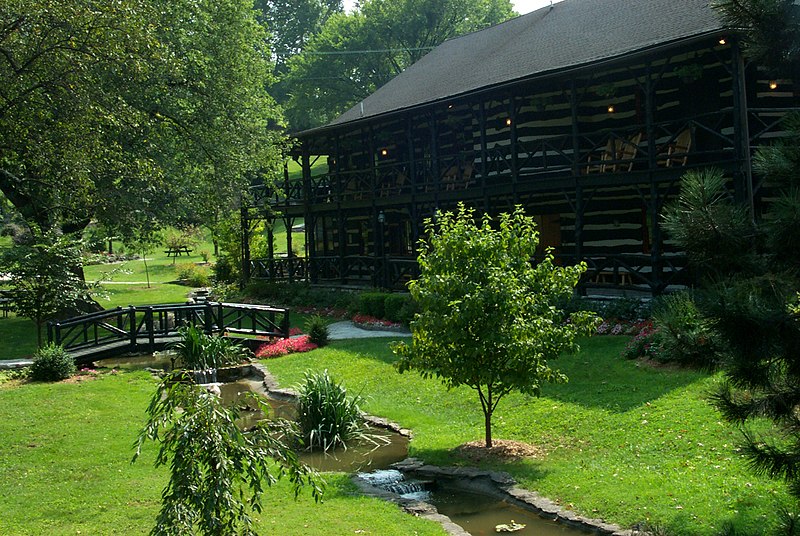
[282,0,515,130]
[0,0,283,245]
[392,205,597,448]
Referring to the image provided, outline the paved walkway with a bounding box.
[328,321,410,340]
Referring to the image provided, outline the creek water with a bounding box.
[360,470,589,535]
[97,355,589,534]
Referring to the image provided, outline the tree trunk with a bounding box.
[484,408,493,448]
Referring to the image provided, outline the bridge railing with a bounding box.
[48,302,290,357]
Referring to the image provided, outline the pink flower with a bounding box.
[255,335,318,358]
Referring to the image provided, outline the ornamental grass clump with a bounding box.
[296,369,366,452]
[29,343,75,381]
[171,325,250,370]
[304,315,329,347]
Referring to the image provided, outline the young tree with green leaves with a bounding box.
[392,205,596,448]
[134,373,323,536]
[0,233,89,346]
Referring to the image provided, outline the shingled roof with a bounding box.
[311,0,725,133]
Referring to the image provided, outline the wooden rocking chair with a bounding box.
[657,128,692,167]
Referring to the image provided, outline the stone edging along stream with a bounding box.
[252,363,639,536]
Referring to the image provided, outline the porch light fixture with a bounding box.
[607,104,615,113]
[769,80,778,90]
[505,118,512,126]
[380,148,388,157]
[377,211,386,224]
[718,38,726,45]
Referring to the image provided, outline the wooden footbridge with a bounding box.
[47,302,289,366]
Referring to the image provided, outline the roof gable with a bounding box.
[325,0,724,129]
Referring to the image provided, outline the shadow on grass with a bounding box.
[407,445,552,482]
[0,314,38,359]
[329,336,710,414]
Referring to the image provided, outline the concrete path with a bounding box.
[327,320,410,340]
[0,359,33,370]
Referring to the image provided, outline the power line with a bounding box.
[276,46,435,57]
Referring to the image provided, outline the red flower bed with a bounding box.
[351,314,401,329]
[255,335,318,358]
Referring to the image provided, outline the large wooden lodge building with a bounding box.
[245,0,799,294]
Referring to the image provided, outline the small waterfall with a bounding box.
[193,368,218,384]
[358,469,431,501]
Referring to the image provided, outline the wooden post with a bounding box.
[731,39,755,219]
[646,62,662,295]
[479,99,490,213]
[281,309,290,339]
[509,94,519,204]
[240,205,251,286]
[204,302,213,334]
[128,306,137,353]
[146,307,155,352]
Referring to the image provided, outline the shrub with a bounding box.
[209,282,241,302]
[384,293,414,324]
[295,369,365,452]
[29,343,75,381]
[175,263,210,287]
[304,315,329,347]
[212,255,239,283]
[357,292,387,318]
[651,292,721,369]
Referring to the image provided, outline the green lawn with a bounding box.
[264,337,794,536]
[0,370,444,535]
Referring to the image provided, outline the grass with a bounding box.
[0,370,445,535]
[263,336,794,536]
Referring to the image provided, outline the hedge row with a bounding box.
[243,282,417,325]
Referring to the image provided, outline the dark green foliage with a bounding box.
[295,369,365,452]
[662,3,800,496]
[171,326,251,371]
[212,255,240,284]
[384,293,417,324]
[243,281,357,311]
[651,292,722,369]
[357,292,387,319]
[29,343,75,382]
[304,315,329,347]
[134,372,323,535]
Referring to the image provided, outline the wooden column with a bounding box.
[509,95,519,204]
[645,62,663,294]
[335,134,347,284]
[407,115,420,247]
[302,144,315,283]
[240,204,251,286]
[731,39,755,219]
[570,79,585,267]
[479,99,490,213]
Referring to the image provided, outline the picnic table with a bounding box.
[0,290,12,318]
[164,245,193,260]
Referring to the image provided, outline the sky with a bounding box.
[342,0,564,16]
